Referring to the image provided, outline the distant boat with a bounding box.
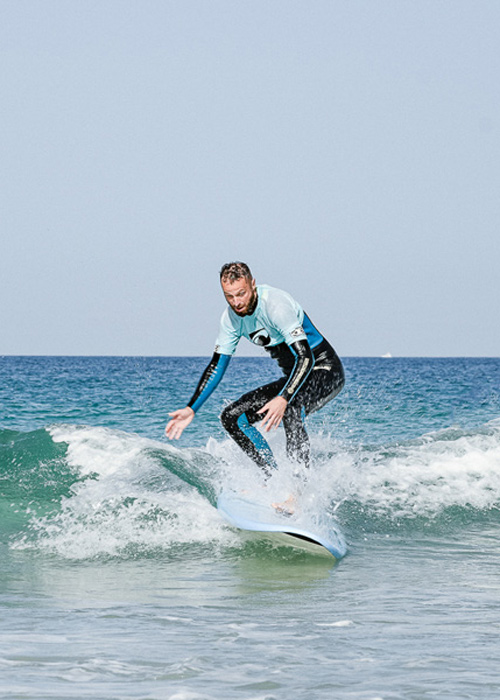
[381,352,392,358]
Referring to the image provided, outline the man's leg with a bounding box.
[282,404,310,467]
[282,364,345,469]
[220,379,285,476]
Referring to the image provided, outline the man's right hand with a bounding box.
[165,407,195,440]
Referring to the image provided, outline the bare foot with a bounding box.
[272,494,296,516]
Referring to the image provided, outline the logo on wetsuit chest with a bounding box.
[249,328,271,346]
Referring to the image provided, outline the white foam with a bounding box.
[22,486,230,560]
[14,425,237,559]
[309,419,500,519]
[23,418,500,557]
[167,692,215,700]
[49,424,160,477]
[316,620,354,627]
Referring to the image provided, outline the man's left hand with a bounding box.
[257,396,288,432]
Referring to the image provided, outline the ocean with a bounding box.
[1,355,500,699]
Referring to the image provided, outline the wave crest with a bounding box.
[4,418,500,557]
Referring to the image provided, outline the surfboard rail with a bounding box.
[217,490,347,559]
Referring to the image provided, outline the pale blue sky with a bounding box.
[1,1,499,357]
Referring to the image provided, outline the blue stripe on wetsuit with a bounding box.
[236,414,278,470]
[187,353,231,413]
[302,312,324,349]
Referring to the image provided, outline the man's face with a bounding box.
[221,276,257,316]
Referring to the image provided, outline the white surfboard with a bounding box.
[217,490,347,560]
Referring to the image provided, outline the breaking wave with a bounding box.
[2,417,500,559]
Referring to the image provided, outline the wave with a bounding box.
[2,418,500,560]
[321,418,500,535]
[0,426,80,537]
[2,424,233,560]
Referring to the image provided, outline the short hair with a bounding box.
[219,261,253,284]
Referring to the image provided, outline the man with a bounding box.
[165,262,344,477]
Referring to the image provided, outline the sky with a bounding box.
[1,0,499,357]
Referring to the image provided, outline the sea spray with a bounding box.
[11,425,233,559]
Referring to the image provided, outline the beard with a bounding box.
[233,288,258,317]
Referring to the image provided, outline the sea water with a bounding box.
[1,355,500,699]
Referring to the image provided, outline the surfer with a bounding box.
[165,262,344,477]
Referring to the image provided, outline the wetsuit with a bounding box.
[187,285,344,475]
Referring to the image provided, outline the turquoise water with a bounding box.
[1,356,500,699]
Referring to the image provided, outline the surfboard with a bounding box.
[217,489,347,559]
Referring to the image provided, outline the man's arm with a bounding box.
[278,338,314,402]
[165,353,231,440]
[187,352,231,413]
[258,338,314,432]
